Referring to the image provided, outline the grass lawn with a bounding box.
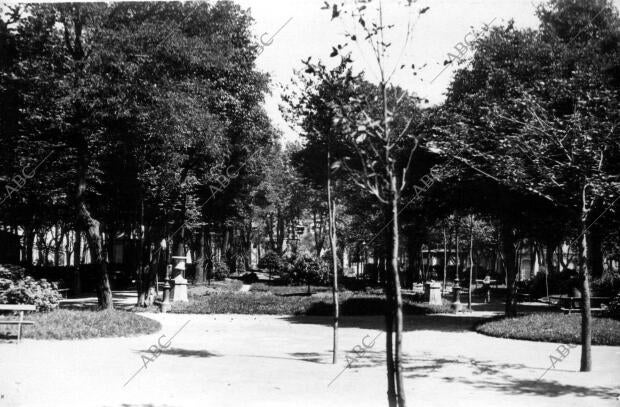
[0,309,161,340]
[476,313,620,346]
[171,281,452,315]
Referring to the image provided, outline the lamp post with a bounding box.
[161,264,172,313]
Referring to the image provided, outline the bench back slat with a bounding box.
[0,304,37,311]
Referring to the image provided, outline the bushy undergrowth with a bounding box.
[0,265,62,311]
[476,313,620,345]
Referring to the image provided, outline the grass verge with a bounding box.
[0,309,161,340]
[171,285,453,316]
[476,313,620,346]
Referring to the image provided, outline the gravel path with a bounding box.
[0,313,618,407]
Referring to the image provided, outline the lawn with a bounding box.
[0,309,161,340]
[476,313,620,346]
[171,281,453,315]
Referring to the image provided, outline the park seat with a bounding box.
[552,296,611,315]
[0,304,36,342]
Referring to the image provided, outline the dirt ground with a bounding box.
[0,312,619,407]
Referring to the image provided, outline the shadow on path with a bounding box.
[60,291,138,311]
[283,314,488,333]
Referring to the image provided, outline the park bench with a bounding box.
[549,295,611,315]
[0,304,36,342]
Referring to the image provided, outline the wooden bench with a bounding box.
[550,296,611,315]
[0,304,36,342]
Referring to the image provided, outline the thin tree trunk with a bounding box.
[384,271,396,407]
[388,176,405,407]
[327,138,339,365]
[579,188,592,371]
[455,220,460,283]
[195,227,206,284]
[136,201,146,307]
[501,222,518,317]
[468,215,474,310]
[443,225,448,292]
[73,230,82,295]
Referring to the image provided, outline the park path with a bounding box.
[0,313,618,407]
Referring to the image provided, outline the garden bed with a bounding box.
[475,313,620,346]
[171,284,452,316]
[0,309,161,340]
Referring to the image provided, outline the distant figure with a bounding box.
[482,275,492,303]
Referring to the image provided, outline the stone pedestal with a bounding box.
[172,274,188,302]
[428,282,442,305]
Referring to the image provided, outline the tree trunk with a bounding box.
[24,225,34,265]
[194,227,206,284]
[387,177,405,407]
[468,216,474,311]
[73,230,82,295]
[136,203,146,307]
[455,220,460,283]
[384,270,396,407]
[76,138,112,309]
[79,209,113,309]
[443,225,448,291]
[501,221,518,317]
[545,240,556,275]
[327,141,339,365]
[579,188,593,372]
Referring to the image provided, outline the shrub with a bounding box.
[0,276,63,312]
[0,264,26,281]
[609,294,620,320]
[258,252,284,274]
[289,255,328,286]
[241,272,259,284]
[591,271,620,297]
[212,261,230,281]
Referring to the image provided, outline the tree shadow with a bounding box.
[329,349,619,399]
[288,351,329,363]
[443,375,618,399]
[131,347,219,358]
[284,314,487,333]
[60,291,138,311]
[277,292,313,297]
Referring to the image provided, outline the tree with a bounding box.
[293,2,431,405]
[0,1,275,308]
[441,0,620,371]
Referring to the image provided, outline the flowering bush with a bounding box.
[0,275,62,312]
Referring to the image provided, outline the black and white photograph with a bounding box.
[0,0,619,406]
